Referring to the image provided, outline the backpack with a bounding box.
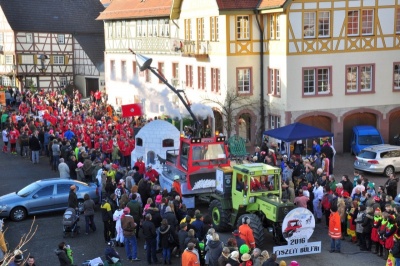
[167,231,175,244]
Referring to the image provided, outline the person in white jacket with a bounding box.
[58,158,70,179]
[113,205,125,247]
[313,181,324,224]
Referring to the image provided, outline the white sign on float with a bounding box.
[273,207,322,258]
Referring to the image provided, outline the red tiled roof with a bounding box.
[216,0,260,10]
[97,0,172,20]
[258,0,288,9]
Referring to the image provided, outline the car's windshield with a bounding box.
[358,151,377,159]
[358,135,383,145]
[17,183,41,197]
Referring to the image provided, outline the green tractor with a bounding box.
[208,163,295,247]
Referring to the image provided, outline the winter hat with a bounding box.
[241,253,251,261]
[119,179,125,185]
[165,206,172,212]
[233,230,240,236]
[77,162,84,168]
[112,164,119,170]
[375,207,382,214]
[174,175,180,180]
[342,191,350,198]
[368,182,375,189]
[123,207,130,214]
[290,261,299,266]
[156,194,162,203]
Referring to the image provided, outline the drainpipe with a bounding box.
[254,9,265,144]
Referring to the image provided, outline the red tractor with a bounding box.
[283,219,302,238]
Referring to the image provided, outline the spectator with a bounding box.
[160,218,177,264]
[121,207,140,262]
[83,193,96,235]
[142,213,159,264]
[58,158,70,179]
[182,242,200,266]
[24,255,36,266]
[329,204,341,253]
[55,243,72,266]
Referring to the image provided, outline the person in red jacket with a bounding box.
[134,156,145,177]
[8,126,20,154]
[329,204,342,253]
[238,217,256,249]
[145,165,159,183]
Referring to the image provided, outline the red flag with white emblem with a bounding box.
[121,103,143,117]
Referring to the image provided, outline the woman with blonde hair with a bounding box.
[259,250,269,264]
[227,250,240,266]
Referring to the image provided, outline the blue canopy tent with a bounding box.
[263,122,334,157]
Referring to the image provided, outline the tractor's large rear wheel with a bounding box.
[237,214,265,249]
[209,200,231,232]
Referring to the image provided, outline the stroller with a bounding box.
[63,208,80,238]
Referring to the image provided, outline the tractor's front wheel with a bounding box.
[237,214,265,249]
[209,200,231,232]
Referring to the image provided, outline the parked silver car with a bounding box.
[354,144,400,176]
[0,178,99,221]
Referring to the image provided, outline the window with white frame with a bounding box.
[347,10,374,36]
[303,12,315,37]
[394,63,400,90]
[108,22,113,38]
[210,17,219,41]
[303,67,332,96]
[347,10,359,36]
[148,20,153,37]
[185,19,192,40]
[361,10,374,35]
[237,16,250,40]
[304,12,330,38]
[53,55,64,65]
[153,19,158,36]
[237,68,251,94]
[211,68,220,93]
[26,33,33,43]
[185,65,193,87]
[110,60,116,81]
[2,76,13,86]
[269,68,280,96]
[397,8,400,34]
[5,55,13,65]
[21,55,34,64]
[137,20,147,37]
[58,34,65,44]
[122,21,126,37]
[158,62,165,84]
[198,66,206,90]
[25,76,37,87]
[116,21,122,38]
[197,18,204,41]
[159,19,169,37]
[121,61,127,81]
[269,115,281,129]
[346,64,374,93]
[270,14,280,39]
[59,77,67,87]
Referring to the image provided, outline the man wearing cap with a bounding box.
[173,175,182,198]
[121,207,140,261]
[115,179,126,206]
[232,230,246,248]
[145,165,159,184]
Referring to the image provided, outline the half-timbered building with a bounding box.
[0,0,105,97]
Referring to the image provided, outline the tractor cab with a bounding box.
[231,163,294,223]
[159,135,230,208]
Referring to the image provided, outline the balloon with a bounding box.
[239,244,250,254]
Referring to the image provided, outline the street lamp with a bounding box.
[130,50,201,136]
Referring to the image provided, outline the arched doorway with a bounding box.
[298,115,332,154]
[343,112,377,152]
[238,113,252,144]
[213,109,223,135]
[389,110,400,145]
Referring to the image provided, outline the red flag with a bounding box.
[121,103,143,117]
